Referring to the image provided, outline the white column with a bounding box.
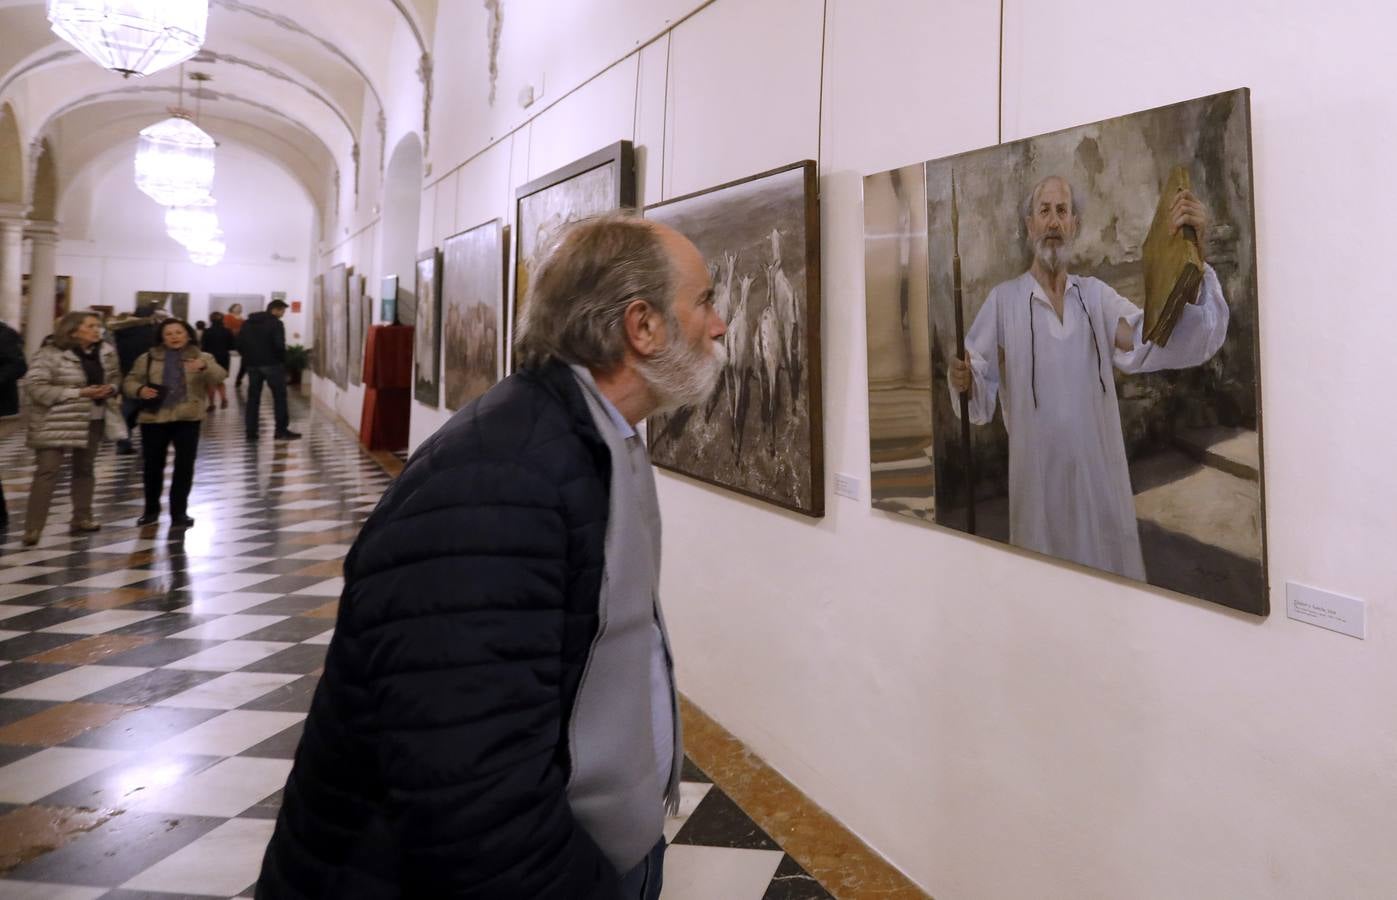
[0,205,24,330]
[25,220,59,358]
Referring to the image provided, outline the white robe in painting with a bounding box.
[952,265,1230,580]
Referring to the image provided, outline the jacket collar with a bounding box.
[523,360,610,467]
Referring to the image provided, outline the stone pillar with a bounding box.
[25,220,59,358]
[0,205,24,330]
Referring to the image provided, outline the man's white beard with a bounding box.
[637,324,727,414]
[1034,235,1072,273]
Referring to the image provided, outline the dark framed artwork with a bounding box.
[327,264,349,389]
[442,219,505,412]
[20,274,71,335]
[348,272,365,386]
[414,248,442,406]
[645,161,824,517]
[381,275,398,324]
[872,88,1266,615]
[361,275,372,361]
[312,275,325,377]
[513,141,636,349]
[136,291,190,321]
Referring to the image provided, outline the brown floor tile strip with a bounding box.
[300,601,339,619]
[291,560,344,579]
[26,634,155,665]
[679,696,932,900]
[0,702,135,747]
[0,805,117,874]
[55,589,162,611]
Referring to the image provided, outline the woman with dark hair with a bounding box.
[200,311,234,410]
[124,319,226,529]
[20,310,122,546]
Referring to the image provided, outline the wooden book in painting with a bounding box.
[1142,165,1204,346]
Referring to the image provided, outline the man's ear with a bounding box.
[623,298,664,357]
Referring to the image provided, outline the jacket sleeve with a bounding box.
[0,327,25,386]
[24,350,81,406]
[345,459,622,899]
[274,320,286,362]
[123,353,150,399]
[201,352,227,384]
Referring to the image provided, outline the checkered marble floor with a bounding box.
[0,391,832,899]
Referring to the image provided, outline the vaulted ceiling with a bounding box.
[0,0,439,223]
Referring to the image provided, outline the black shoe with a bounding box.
[116,440,136,455]
[274,430,302,440]
[171,515,195,529]
[135,512,160,527]
[246,433,259,442]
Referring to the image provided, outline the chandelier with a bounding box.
[134,113,214,206]
[187,231,225,266]
[165,194,217,247]
[48,1,209,79]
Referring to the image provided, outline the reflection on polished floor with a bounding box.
[0,393,833,899]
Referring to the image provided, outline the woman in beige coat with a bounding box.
[21,310,122,546]
[124,319,227,529]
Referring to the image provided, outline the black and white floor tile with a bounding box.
[0,391,832,899]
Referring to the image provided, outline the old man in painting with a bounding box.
[949,175,1228,580]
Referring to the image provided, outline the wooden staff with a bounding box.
[951,171,976,535]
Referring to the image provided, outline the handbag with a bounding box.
[103,403,129,442]
[134,352,167,411]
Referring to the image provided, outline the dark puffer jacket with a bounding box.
[256,362,621,899]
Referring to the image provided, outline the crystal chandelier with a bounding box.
[165,194,217,247]
[134,113,214,206]
[48,1,209,79]
[187,231,225,266]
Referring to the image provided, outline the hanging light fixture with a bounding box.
[166,194,217,247]
[48,1,209,79]
[188,231,225,266]
[135,65,214,207]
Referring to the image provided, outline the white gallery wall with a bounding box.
[307,1,1397,896]
[53,141,315,341]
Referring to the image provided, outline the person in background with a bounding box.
[125,319,226,529]
[108,302,160,454]
[194,319,207,345]
[224,302,247,388]
[200,311,234,411]
[0,319,27,530]
[20,311,121,546]
[238,299,300,440]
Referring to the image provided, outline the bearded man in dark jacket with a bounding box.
[107,303,159,453]
[0,319,26,527]
[255,214,726,900]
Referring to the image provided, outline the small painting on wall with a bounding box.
[136,291,190,321]
[380,275,398,325]
[441,219,505,412]
[414,248,442,406]
[326,265,349,389]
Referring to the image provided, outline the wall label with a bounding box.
[1286,582,1365,640]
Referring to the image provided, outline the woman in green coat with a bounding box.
[123,319,227,529]
[21,311,122,546]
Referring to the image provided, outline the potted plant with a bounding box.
[285,344,310,386]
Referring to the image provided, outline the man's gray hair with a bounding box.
[1020,175,1086,223]
[513,212,675,371]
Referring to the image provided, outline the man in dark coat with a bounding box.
[107,303,160,454]
[200,312,235,410]
[237,299,300,440]
[255,215,726,900]
[0,319,26,528]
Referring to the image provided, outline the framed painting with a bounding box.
[645,161,824,517]
[873,88,1266,615]
[348,272,365,386]
[136,291,190,320]
[512,141,636,353]
[380,275,398,325]
[414,248,442,406]
[20,274,70,335]
[312,275,324,376]
[327,264,349,389]
[361,275,373,353]
[441,219,505,412]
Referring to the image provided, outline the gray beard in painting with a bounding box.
[638,324,727,414]
[1033,233,1073,273]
